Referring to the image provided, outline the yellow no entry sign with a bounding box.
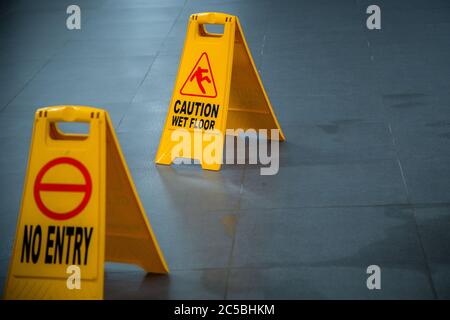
[5,106,168,300]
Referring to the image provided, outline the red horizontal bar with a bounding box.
[37,183,87,192]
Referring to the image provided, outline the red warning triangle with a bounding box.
[180,52,217,98]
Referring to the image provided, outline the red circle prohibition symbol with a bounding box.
[34,157,92,221]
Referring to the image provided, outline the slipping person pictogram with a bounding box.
[190,66,211,94]
[180,52,217,98]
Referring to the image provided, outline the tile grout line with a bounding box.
[367,9,439,296]
[223,219,238,300]
[388,123,438,299]
[128,51,159,107]
[0,4,101,114]
[119,0,188,132]
[0,57,52,113]
[257,0,271,73]
[223,167,246,299]
[128,0,187,106]
[234,201,450,211]
[224,0,272,298]
[392,126,438,299]
[364,0,442,285]
[411,206,439,299]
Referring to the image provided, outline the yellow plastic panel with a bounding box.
[156,12,284,171]
[5,106,167,300]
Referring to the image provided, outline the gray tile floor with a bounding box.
[1,0,449,299]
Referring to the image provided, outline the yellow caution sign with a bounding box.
[156,12,285,171]
[5,106,168,300]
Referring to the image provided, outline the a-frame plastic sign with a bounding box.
[5,106,168,300]
[155,12,285,171]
